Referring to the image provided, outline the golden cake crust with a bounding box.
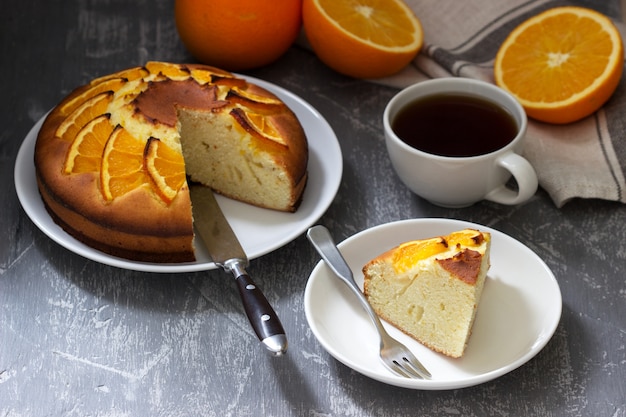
[36,106,195,262]
[34,62,308,262]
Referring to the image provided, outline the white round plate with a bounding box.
[14,75,342,273]
[304,218,562,390]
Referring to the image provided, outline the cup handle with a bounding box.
[485,153,538,205]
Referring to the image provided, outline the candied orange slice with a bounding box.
[63,114,113,174]
[58,78,125,116]
[226,88,284,113]
[89,66,149,86]
[145,61,190,80]
[231,108,286,146]
[391,229,487,273]
[56,92,113,141]
[101,126,148,201]
[189,67,238,85]
[247,112,281,142]
[229,87,282,106]
[446,229,487,248]
[144,137,187,204]
[189,69,214,85]
[392,237,448,273]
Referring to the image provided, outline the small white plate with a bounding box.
[304,218,562,390]
[14,76,342,273]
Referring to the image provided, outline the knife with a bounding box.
[189,185,288,356]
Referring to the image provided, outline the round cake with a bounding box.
[35,61,308,263]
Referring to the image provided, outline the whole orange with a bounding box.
[174,0,302,71]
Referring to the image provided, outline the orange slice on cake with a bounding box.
[230,108,287,146]
[63,114,113,174]
[144,137,187,204]
[88,66,149,86]
[145,61,190,80]
[101,126,148,201]
[393,237,449,273]
[392,229,487,273]
[58,78,124,116]
[56,92,114,141]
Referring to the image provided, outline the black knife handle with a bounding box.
[234,272,288,355]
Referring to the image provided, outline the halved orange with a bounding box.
[494,6,624,124]
[101,126,148,201]
[144,137,187,204]
[63,114,113,174]
[302,0,423,79]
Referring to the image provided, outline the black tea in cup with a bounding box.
[392,93,518,157]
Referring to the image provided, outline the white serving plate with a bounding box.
[14,75,342,273]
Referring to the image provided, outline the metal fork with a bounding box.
[307,225,432,380]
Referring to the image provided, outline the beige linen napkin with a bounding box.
[376,0,626,207]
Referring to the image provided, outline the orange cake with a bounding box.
[363,229,491,358]
[35,61,308,263]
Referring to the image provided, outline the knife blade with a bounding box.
[189,185,287,356]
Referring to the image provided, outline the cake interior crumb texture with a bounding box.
[178,109,302,211]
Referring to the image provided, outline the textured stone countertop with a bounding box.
[1,1,625,416]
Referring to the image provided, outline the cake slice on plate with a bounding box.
[363,229,491,358]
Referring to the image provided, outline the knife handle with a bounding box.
[234,270,288,356]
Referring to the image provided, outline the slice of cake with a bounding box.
[363,229,491,358]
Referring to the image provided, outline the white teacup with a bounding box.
[383,78,538,208]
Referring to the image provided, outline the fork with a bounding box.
[307,225,432,380]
